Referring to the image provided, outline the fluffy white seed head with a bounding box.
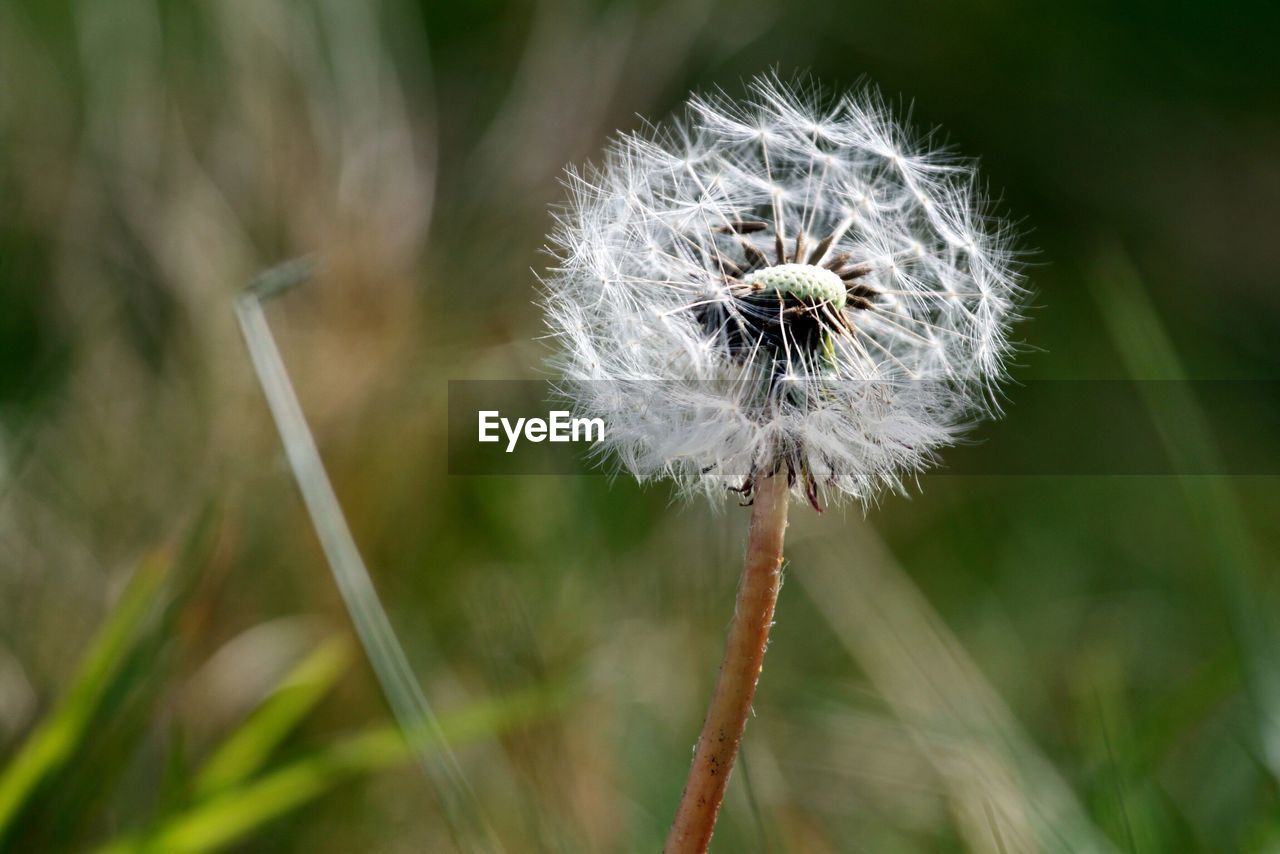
[542,74,1025,507]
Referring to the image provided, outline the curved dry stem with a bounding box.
[665,471,790,853]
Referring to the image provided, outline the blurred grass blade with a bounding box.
[1088,247,1280,774]
[97,685,564,854]
[193,635,353,798]
[794,524,1115,853]
[0,551,170,841]
[235,261,499,851]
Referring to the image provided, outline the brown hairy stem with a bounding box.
[665,471,791,853]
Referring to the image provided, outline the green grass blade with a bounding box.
[1089,247,1280,775]
[236,263,500,850]
[0,551,170,840]
[193,635,353,798]
[97,685,565,854]
[793,525,1116,853]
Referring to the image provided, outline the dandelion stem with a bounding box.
[665,471,790,853]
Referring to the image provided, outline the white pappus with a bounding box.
[541,74,1025,508]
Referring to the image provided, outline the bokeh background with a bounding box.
[2,0,1280,851]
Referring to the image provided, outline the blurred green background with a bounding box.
[2,0,1279,851]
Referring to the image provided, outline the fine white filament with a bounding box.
[544,75,1023,506]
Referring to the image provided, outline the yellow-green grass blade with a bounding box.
[0,551,170,840]
[193,635,354,798]
[96,684,565,854]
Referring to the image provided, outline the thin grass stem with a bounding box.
[234,260,500,852]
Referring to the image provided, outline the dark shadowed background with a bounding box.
[2,0,1279,850]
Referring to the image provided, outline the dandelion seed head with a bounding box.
[542,74,1026,506]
